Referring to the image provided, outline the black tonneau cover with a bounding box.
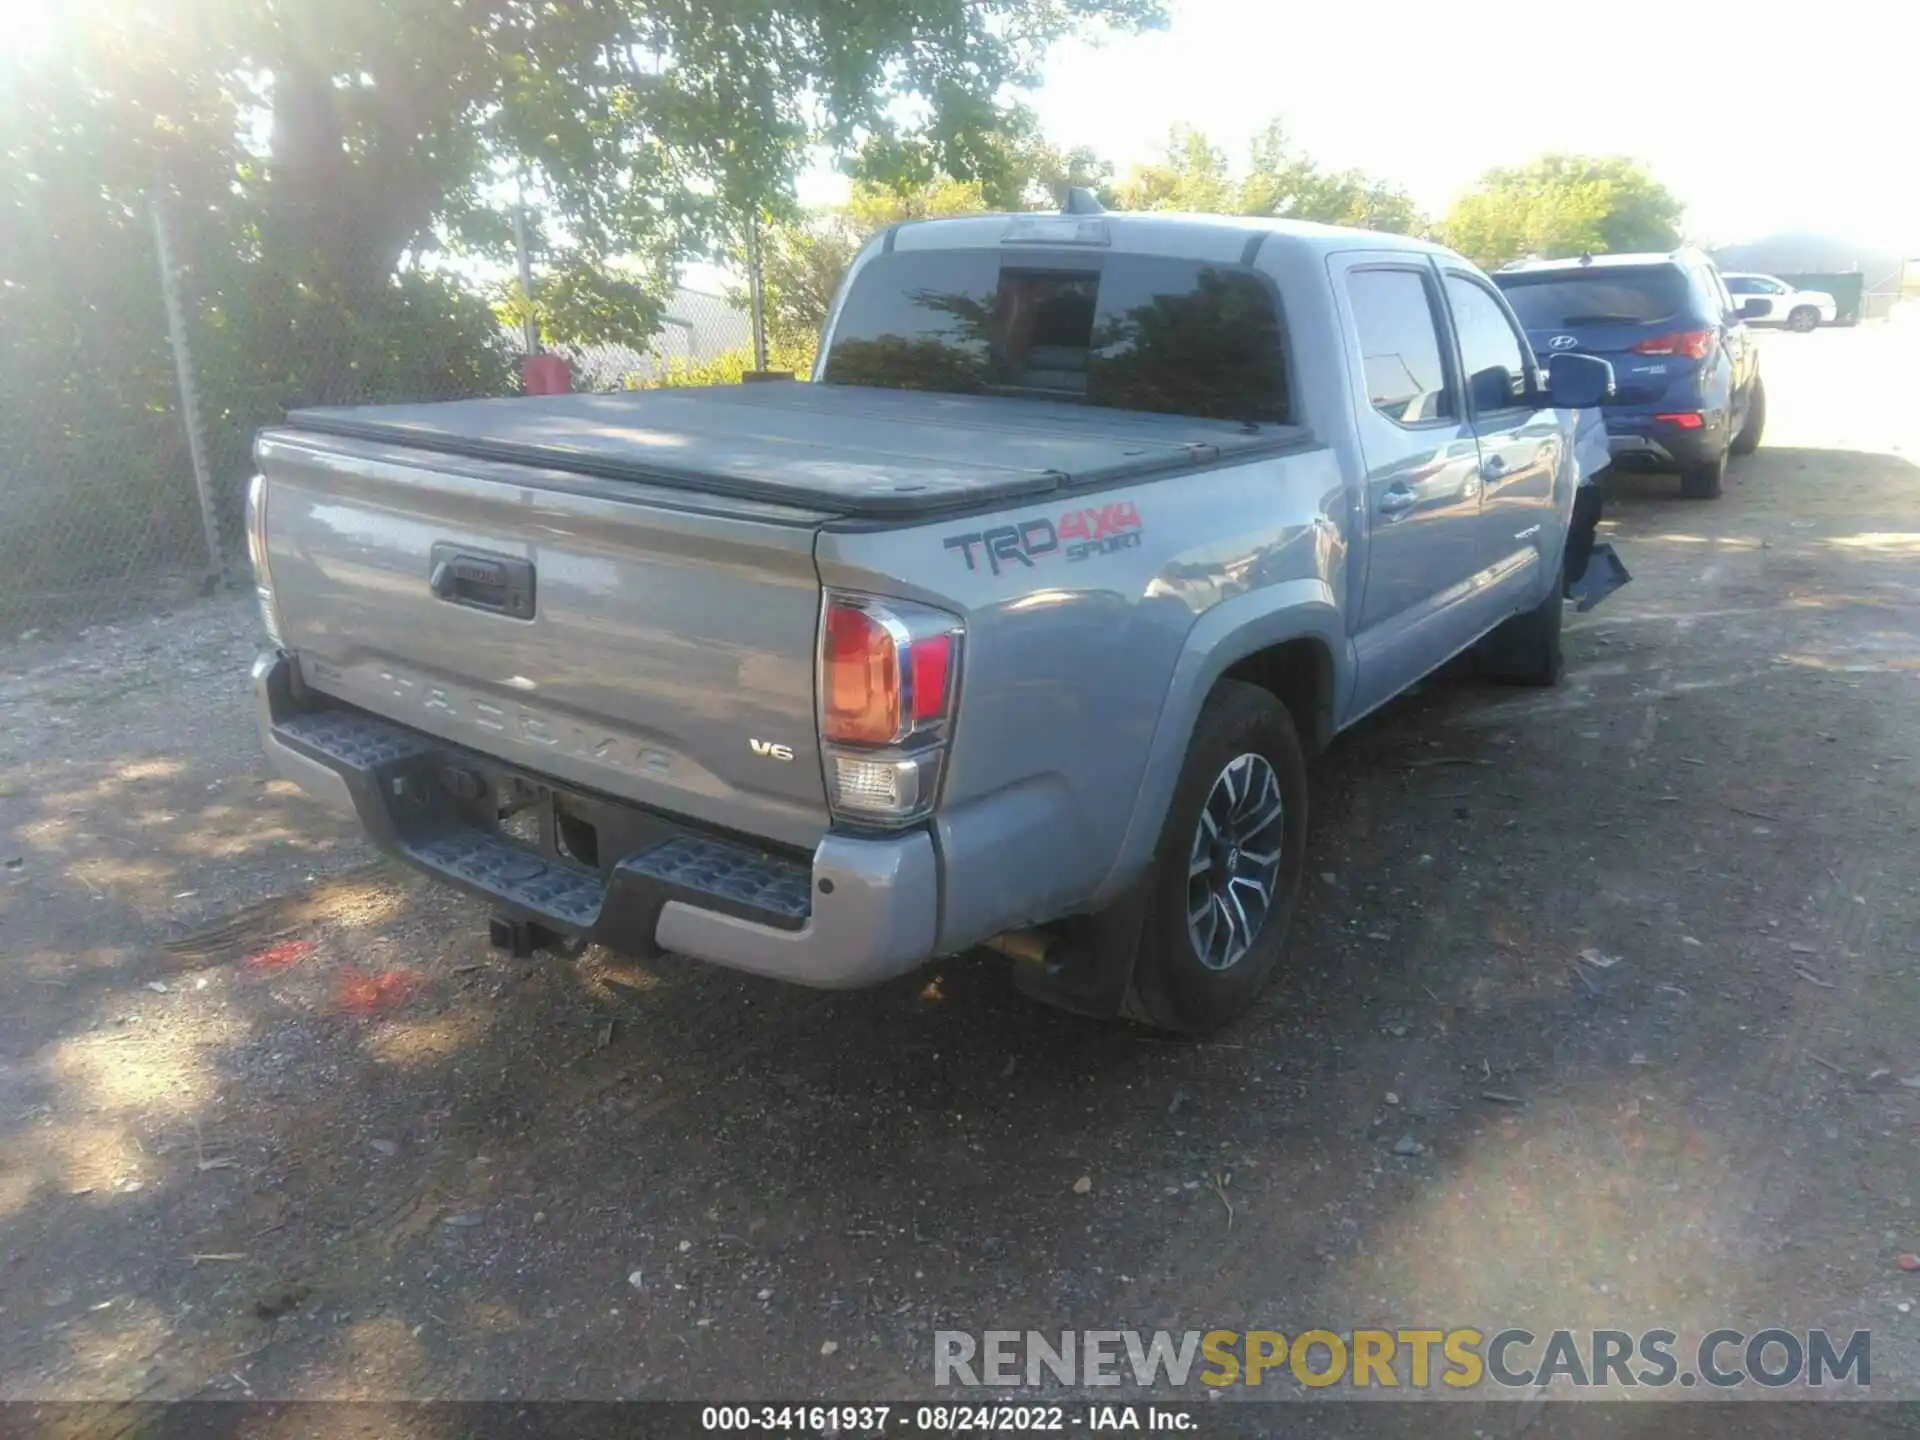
[284,382,1310,518]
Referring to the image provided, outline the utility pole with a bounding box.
[515,168,539,355]
[151,194,226,585]
[745,211,770,373]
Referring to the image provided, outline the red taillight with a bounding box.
[1631,329,1714,360]
[821,595,962,748]
[1654,412,1705,430]
[822,602,900,747]
[819,593,964,826]
[911,633,953,724]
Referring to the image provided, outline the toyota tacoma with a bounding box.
[248,201,1622,1032]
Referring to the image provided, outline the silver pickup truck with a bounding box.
[248,205,1623,1032]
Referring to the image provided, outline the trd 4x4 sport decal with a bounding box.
[943,501,1144,576]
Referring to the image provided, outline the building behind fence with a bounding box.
[0,202,757,639]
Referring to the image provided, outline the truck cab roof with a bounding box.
[876,210,1455,266]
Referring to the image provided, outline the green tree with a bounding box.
[749,115,1427,373]
[1113,126,1236,213]
[1438,155,1684,269]
[2,0,1163,601]
[753,174,995,361]
[7,0,1166,357]
[850,103,1117,213]
[1112,119,1422,233]
[751,110,1127,368]
[89,0,1160,309]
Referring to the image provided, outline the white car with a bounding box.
[1723,273,1838,332]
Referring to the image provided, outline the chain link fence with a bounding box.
[0,200,227,639]
[0,202,759,642]
[553,288,758,391]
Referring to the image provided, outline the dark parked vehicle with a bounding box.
[1494,250,1767,499]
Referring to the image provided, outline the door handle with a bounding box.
[1378,485,1418,516]
[428,544,537,619]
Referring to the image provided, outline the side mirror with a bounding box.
[1737,297,1771,320]
[1468,365,1518,413]
[1544,351,1614,408]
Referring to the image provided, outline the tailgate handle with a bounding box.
[428,544,535,620]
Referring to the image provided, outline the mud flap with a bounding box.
[1561,477,1629,613]
[1006,884,1150,1020]
[1567,541,1631,613]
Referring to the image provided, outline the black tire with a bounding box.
[1786,306,1819,333]
[1480,583,1564,687]
[1730,376,1766,456]
[1121,682,1309,1035]
[1680,448,1727,499]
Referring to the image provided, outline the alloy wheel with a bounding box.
[1186,752,1286,971]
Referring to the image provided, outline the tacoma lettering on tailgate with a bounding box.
[334,666,677,777]
[943,501,1144,576]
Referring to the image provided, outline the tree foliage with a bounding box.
[636,337,821,389]
[752,174,994,356]
[746,110,1114,358]
[11,0,1163,334]
[1437,155,1684,269]
[750,115,1419,372]
[1,0,1162,588]
[1112,120,1422,233]
[851,105,1116,212]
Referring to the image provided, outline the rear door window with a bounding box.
[1496,267,1693,328]
[822,250,1289,423]
[1344,268,1455,425]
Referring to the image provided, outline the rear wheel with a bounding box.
[1731,376,1766,456]
[1787,306,1820,333]
[1680,448,1727,499]
[1121,682,1308,1035]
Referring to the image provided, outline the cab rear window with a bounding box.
[821,250,1290,424]
[1496,268,1692,328]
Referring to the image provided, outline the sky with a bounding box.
[4,0,1910,264]
[1012,0,1918,257]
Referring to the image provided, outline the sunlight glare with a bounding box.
[0,0,57,59]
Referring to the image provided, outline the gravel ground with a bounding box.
[2,325,1917,1420]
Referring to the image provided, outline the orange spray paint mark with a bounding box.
[337,967,417,1016]
[244,940,315,974]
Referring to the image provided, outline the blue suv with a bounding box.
[1493,250,1767,499]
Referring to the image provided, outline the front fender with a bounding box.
[1087,579,1349,908]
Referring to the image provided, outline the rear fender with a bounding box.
[1086,580,1348,909]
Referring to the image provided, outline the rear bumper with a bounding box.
[1603,412,1726,470]
[252,652,939,989]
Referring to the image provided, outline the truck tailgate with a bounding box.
[257,432,832,850]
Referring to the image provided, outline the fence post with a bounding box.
[150,194,226,586]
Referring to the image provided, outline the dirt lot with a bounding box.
[2,324,1918,1418]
